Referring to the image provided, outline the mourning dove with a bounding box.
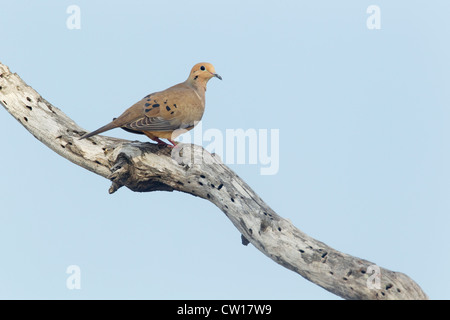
[80,62,222,146]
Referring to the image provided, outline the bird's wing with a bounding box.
[116,84,202,132]
[122,114,180,132]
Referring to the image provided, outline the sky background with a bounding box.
[1,1,449,299]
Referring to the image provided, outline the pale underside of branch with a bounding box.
[0,62,428,300]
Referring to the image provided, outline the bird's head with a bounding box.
[187,63,222,86]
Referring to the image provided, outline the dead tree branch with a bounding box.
[0,62,428,300]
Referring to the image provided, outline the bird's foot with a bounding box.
[157,141,173,148]
[151,137,172,148]
[168,139,180,148]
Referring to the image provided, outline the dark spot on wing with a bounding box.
[153,104,160,108]
[145,103,150,107]
[166,106,171,111]
[170,111,174,114]
[173,104,177,108]
[145,108,151,112]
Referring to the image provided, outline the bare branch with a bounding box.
[0,61,428,300]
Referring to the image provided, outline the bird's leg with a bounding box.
[168,139,178,147]
[142,131,172,147]
[152,137,174,148]
[154,138,170,147]
[155,138,175,148]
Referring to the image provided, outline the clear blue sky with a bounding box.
[1,1,449,299]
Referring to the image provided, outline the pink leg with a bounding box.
[168,139,178,147]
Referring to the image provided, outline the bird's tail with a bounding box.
[79,122,118,140]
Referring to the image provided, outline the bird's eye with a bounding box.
[200,65,206,71]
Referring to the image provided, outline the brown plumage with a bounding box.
[79,62,222,146]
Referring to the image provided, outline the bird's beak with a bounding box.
[212,73,222,80]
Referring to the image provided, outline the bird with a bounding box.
[79,62,222,146]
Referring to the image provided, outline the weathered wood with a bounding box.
[0,62,428,300]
